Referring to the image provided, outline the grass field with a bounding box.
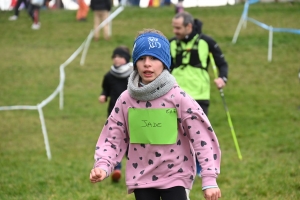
[0,2,300,200]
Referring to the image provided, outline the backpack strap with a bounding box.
[174,34,206,70]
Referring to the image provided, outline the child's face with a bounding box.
[136,55,164,85]
[113,55,127,67]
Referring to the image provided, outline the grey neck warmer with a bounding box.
[110,62,133,78]
[128,69,176,101]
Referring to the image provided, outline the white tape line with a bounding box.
[0,105,37,110]
[41,42,85,108]
[62,41,85,67]
[80,30,94,66]
[0,6,125,160]
[37,104,52,160]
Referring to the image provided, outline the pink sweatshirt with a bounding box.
[93,84,221,193]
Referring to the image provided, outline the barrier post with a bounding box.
[232,2,249,43]
[268,26,273,62]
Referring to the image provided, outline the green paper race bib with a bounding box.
[128,108,178,144]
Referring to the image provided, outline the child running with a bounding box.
[90,29,221,200]
[98,45,133,182]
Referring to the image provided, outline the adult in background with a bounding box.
[170,11,228,177]
[90,0,112,41]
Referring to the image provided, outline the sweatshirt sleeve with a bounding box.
[93,94,129,176]
[180,93,221,188]
[202,34,228,81]
[101,73,110,96]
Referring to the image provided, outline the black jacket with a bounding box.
[101,71,128,116]
[90,0,111,11]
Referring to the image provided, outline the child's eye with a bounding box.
[138,57,144,60]
[150,56,157,60]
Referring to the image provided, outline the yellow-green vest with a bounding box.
[170,34,210,100]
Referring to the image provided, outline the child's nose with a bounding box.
[144,57,151,66]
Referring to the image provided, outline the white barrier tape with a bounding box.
[60,64,66,80]
[40,41,86,108]
[0,105,37,110]
[80,30,94,66]
[37,104,52,160]
[62,41,85,67]
[232,1,300,62]
[39,83,63,108]
[0,6,125,160]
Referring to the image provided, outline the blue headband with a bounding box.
[132,32,171,70]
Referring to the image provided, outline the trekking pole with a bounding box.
[298,68,300,81]
[209,53,242,160]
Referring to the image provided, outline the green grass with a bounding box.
[1,2,300,200]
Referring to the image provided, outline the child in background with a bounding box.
[90,29,221,200]
[28,0,50,29]
[28,2,40,29]
[98,45,133,182]
[8,0,29,21]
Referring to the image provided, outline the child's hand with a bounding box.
[203,188,221,200]
[99,95,106,103]
[90,167,106,183]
